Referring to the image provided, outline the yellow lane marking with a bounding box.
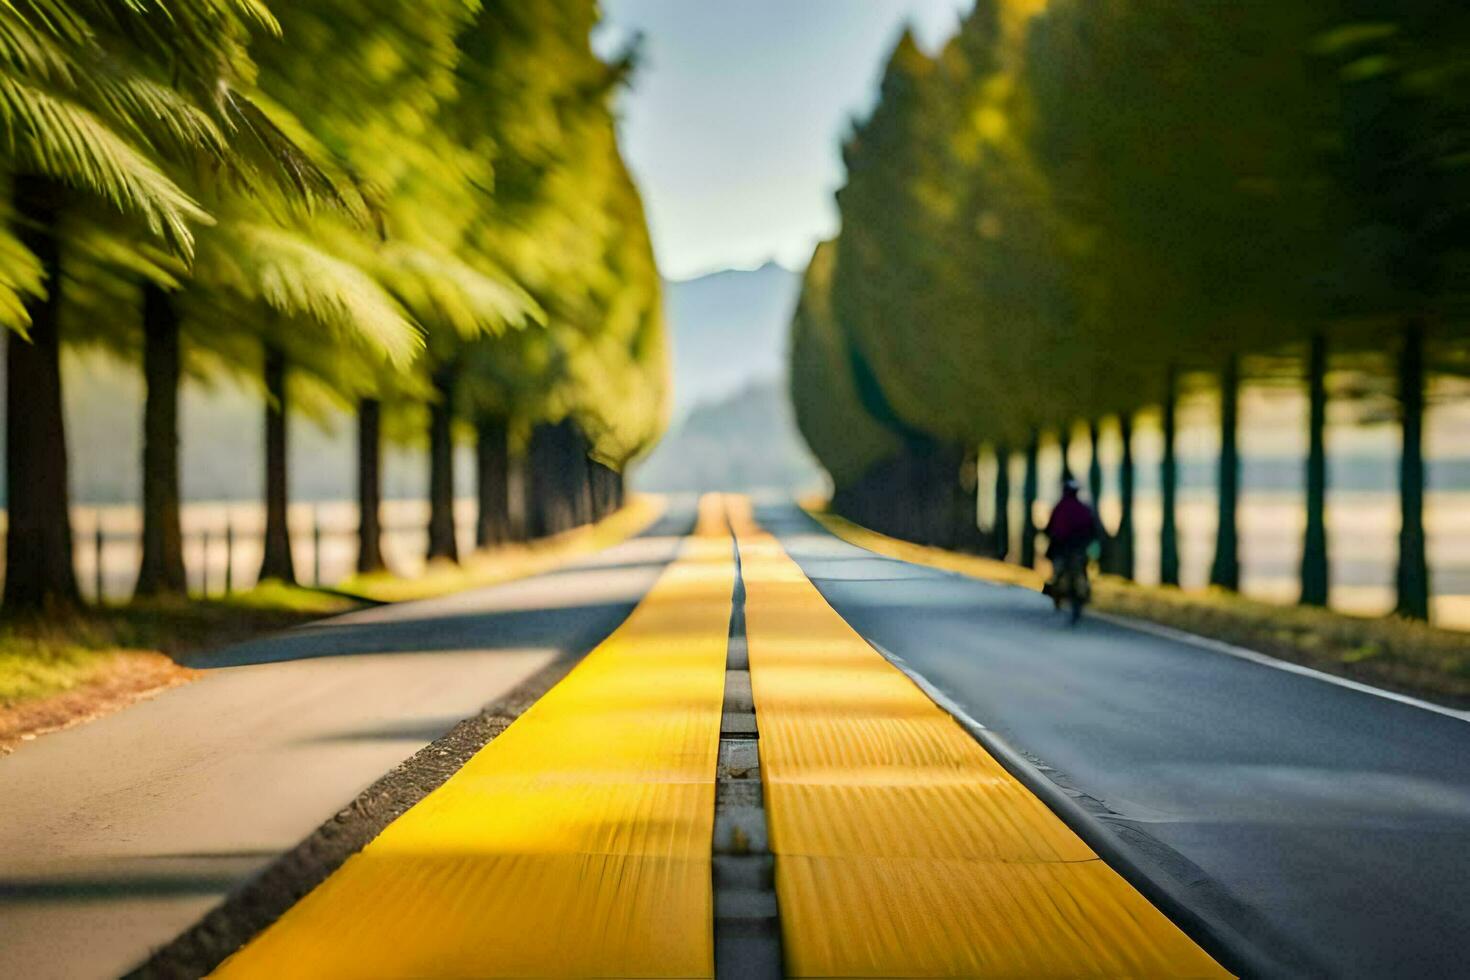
[212,495,735,979]
[729,498,1228,978]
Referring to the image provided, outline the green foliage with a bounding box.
[198,218,418,367]
[453,2,668,467]
[2,0,665,447]
[0,0,664,615]
[795,0,1470,466]
[0,640,113,707]
[789,241,903,489]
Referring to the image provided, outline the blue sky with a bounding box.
[596,1,972,280]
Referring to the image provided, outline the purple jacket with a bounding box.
[1046,494,1099,552]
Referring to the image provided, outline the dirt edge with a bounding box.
[0,652,199,755]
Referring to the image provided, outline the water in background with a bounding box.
[978,383,1470,630]
[16,498,483,603]
[6,484,1469,627]
[4,355,1469,627]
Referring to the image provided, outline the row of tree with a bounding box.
[1,1,666,611]
[792,1,1470,619]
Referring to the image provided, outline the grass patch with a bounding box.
[808,505,1470,709]
[224,579,360,615]
[0,642,118,706]
[340,496,665,604]
[0,583,356,709]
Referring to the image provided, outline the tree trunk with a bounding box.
[1116,413,1136,580]
[1300,331,1329,606]
[525,426,548,539]
[1210,354,1241,590]
[1395,319,1430,620]
[901,440,965,548]
[134,284,187,596]
[612,466,626,510]
[1088,419,1113,570]
[601,463,618,519]
[567,426,594,529]
[954,444,979,550]
[586,461,604,522]
[356,398,385,574]
[258,344,295,583]
[590,460,622,521]
[1088,420,1104,506]
[992,443,1010,561]
[1160,365,1180,587]
[1020,432,1039,568]
[900,445,927,543]
[507,452,528,542]
[525,422,562,539]
[530,419,597,537]
[426,363,459,563]
[1058,425,1074,484]
[475,415,511,549]
[3,176,79,610]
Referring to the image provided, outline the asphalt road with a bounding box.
[0,502,695,980]
[762,501,1470,979]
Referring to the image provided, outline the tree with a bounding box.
[124,1,356,597]
[474,413,512,548]
[789,240,904,527]
[244,0,549,575]
[1210,355,1242,591]
[135,282,186,593]
[0,4,233,608]
[992,444,1011,560]
[356,397,386,573]
[790,0,1470,627]
[1315,14,1470,619]
[1020,431,1039,568]
[1300,333,1330,606]
[1395,321,1429,618]
[1113,413,1136,580]
[440,1,663,545]
[3,0,665,609]
[6,177,79,607]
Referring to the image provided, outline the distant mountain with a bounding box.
[631,261,820,493]
[633,380,825,494]
[664,261,802,419]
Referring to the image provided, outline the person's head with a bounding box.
[1062,477,1081,498]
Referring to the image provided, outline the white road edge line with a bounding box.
[1091,610,1470,725]
[801,518,1470,726]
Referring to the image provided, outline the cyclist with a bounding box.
[1043,478,1102,621]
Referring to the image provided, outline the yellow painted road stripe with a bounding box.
[729,498,1229,978]
[213,495,735,979]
